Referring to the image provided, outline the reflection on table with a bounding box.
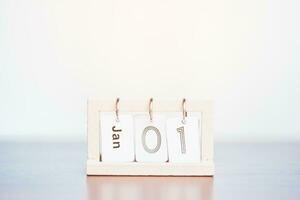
[87,176,213,200]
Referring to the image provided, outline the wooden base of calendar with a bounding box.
[86,160,214,176]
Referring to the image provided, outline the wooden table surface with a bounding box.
[0,142,299,200]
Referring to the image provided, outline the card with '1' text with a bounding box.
[166,115,201,163]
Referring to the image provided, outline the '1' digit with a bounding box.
[177,126,186,154]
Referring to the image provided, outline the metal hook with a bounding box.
[149,98,153,122]
[182,98,187,124]
[115,98,120,122]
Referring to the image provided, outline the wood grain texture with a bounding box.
[0,142,299,200]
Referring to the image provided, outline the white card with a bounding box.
[134,114,168,162]
[166,116,201,163]
[100,112,135,162]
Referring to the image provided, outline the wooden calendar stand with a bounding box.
[86,99,214,176]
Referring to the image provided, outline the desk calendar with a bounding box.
[86,98,214,176]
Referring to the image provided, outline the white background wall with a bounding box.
[0,0,299,142]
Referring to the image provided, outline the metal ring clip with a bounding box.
[115,98,120,122]
[182,98,187,124]
[149,98,153,122]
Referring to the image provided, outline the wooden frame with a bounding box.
[86,99,214,176]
